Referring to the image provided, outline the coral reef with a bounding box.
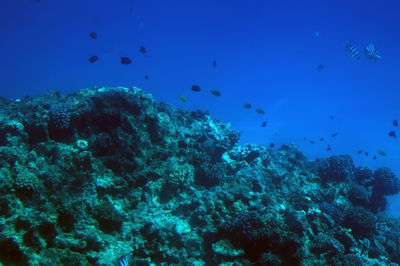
[0,86,399,265]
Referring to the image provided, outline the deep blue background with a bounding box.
[1,0,400,215]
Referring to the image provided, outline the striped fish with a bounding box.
[365,43,381,60]
[344,42,360,60]
[117,253,132,266]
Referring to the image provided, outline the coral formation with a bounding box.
[0,86,399,265]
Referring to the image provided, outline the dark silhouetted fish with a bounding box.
[144,75,149,80]
[317,65,324,72]
[365,152,369,156]
[89,32,98,39]
[304,137,307,141]
[331,132,338,138]
[255,108,265,115]
[243,103,252,109]
[329,115,334,120]
[388,130,396,138]
[378,150,387,156]
[269,142,275,148]
[373,156,377,160]
[320,137,324,142]
[261,121,267,127]
[88,55,98,63]
[393,120,398,127]
[191,85,201,92]
[344,42,360,60]
[210,89,221,96]
[213,60,217,67]
[139,45,147,54]
[121,57,132,65]
[327,144,331,151]
[357,150,363,154]
[309,140,315,144]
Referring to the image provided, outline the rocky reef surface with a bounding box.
[0,86,400,265]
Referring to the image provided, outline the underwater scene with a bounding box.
[1,0,400,265]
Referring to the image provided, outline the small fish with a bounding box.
[261,121,267,127]
[320,137,324,142]
[344,42,360,60]
[88,55,98,63]
[117,253,132,266]
[378,150,387,156]
[269,142,275,148]
[327,144,331,151]
[255,108,265,115]
[373,156,377,160]
[365,152,369,156]
[304,137,307,141]
[331,132,338,138]
[210,89,221,96]
[317,65,325,72]
[144,75,149,80]
[243,103,252,109]
[121,57,132,65]
[89,32,98,39]
[139,45,147,54]
[178,95,186,102]
[357,150,363,154]
[329,115,334,120]
[365,43,381,60]
[309,140,315,144]
[212,60,217,67]
[191,85,201,92]
[274,131,279,136]
[393,120,398,127]
[388,130,396,138]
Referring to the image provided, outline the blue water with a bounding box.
[1,0,400,215]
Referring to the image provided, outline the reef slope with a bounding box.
[0,87,399,265]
